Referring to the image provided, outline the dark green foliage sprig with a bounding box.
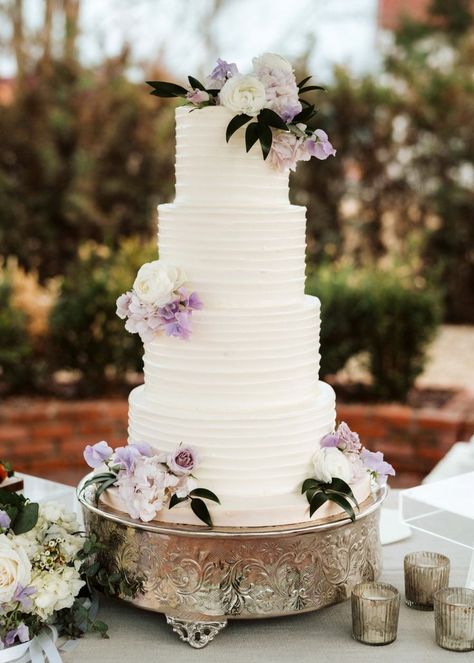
[169,487,220,527]
[301,477,359,521]
[0,488,39,534]
[82,472,118,504]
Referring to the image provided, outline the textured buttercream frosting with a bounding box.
[126,104,370,525]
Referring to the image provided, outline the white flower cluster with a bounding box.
[2,502,85,621]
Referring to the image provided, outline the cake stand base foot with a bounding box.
[165,615,227,648]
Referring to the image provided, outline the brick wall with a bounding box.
[0,397,473,487]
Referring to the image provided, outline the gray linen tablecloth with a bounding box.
[60,489,472,663]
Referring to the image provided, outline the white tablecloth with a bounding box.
[23,477,472,662]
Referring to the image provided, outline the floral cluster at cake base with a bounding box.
[116,260,202,342]
[147,52,336,172]
[303,422,395,520]
[83,441,220,527]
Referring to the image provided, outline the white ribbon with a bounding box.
[0,627,64,663]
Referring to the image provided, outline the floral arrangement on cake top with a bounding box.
[303,422,395,521]
[147,53,336,172]
[0,480,139,658]
[82,441,220,527]
[116,260,202,342]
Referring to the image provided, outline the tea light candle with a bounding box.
[434,587,474,652]
[404,551,450,610]
[351,582,400,646]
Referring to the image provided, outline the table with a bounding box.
[22,476,473,662]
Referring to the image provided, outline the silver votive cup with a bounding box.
[434,587,474,652]
[404,551,450,610]
[351,582,400,645]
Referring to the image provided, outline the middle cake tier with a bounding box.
[142,295,321,410]
[158,203,307,308]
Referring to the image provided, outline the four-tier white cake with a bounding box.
[122,105,371,526]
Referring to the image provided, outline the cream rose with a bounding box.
[133,261,185,306]
[219,75,266,116]
[253,52,294,74]
[311,447,352,484]
[0,534,32,604]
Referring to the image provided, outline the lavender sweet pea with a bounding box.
[13,584,36,611]
[205,58,238,89]
[0,510,10,530]
[361,448,395,483]
[167,446,199,476]
[5,623,29,646]
[186,88,210,105]
[305,129,336,160]
[83,441,113,468]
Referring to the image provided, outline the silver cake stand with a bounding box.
[77,476,386,649]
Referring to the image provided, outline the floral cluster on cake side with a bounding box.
[303,422,395,520]
[83,441,219,527]
[147,52,336,172]
[116,260,202,342]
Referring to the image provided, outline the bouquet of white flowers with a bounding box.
[0,485,137,660]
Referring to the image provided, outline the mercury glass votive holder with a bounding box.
[351,582,400,646]
[404,551,450,610]
[434,587,474,652]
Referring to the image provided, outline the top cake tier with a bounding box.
[174,106,290,206]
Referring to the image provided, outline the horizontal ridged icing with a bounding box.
[129,381,336,498]
[158,203,306,307]
[141,296,321,410]
[175,106,289,206]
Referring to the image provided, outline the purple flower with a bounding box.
[159,299,180,321]
[178,288,203,311]
[186,88,210,104]
[336,422,361,452]
[0,510,11,530]
[320,432,340,448]
[206,58,238,89]
[13,584,36,611]
[305,129,336,160]
[83,440,113,468]
[167,446,199,476]
[114,442,153,473]
[5,624,29,646]
[361,448,396,483]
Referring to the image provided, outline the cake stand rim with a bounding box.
[77,473,387,538]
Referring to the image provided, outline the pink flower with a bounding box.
[305,129,336,160]
[268,131,309,172]
[116,456,167,522]
[253,53,301,122]
[167,446,199,476]
[336,422,361,453]
[186,88,210,104]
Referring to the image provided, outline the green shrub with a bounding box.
[49,238,155,394]
[0,278,33,394]
[306,265,442,400]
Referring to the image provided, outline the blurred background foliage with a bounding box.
[0,0,472,400]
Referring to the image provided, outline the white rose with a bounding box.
[0,534,32,604]
[133,260,186,306]
[219,75,266,117]
[253,52,293,74]
[311,447,352,484]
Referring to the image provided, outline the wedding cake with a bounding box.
[85,54,394,528]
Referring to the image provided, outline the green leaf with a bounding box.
[226,114,252,142]
[326,493,356,522]
[293,105,317,123]
[86,561,101,577]
[190,498,213,527]
[0,489,26,507]
[299,85,325,94]
[297,75,312,88]
[258,108,288,130]
[329,478,359,508]
[146,81,188,98]
[206,88,220,96]
[83,472,116,489]
[258,123,273,160]
[169,493,188,509]
[189,488,220,504]
[245,122,260,152]
[301,478,319,494]
[95,477,117,501]
[309,491,328,518]
[188,75,206,91]
[12,502,39,535]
